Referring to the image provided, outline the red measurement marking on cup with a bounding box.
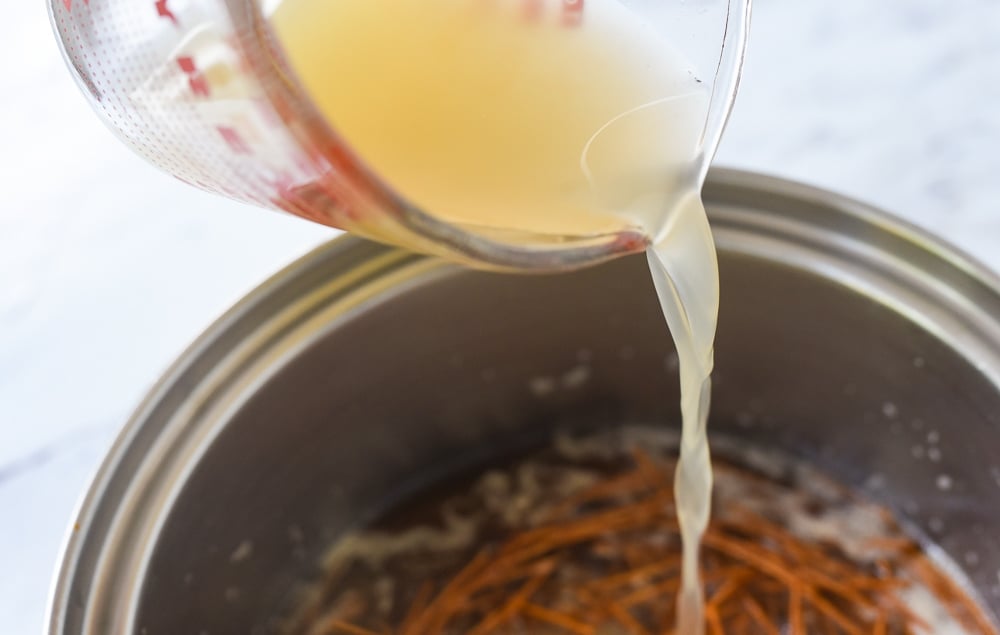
[270,179,306,219]
[217,126,251,154]
[522,0,543,20]
[61,0,89,11]
[319,136,383,204]
[176,56,210,97]
[271,173,342,226]
[610,230,647,254]
[154,0,179,25]
[562,0,584,26]
[516,0,584,26]
[291,152,316,176]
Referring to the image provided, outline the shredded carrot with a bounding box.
[467,571,547,635]
[704,604,724,635]
[305,451,998,635]
[522,602,595,635]
[606,601,652,635]
[587,555,680,591]
[788,585,805,635]
[619,576,680,608]
[803,586,863,635]
[325,619,382,635]
[742,596,780,635]
[874,612,888,635]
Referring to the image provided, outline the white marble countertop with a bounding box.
[2,1,998,632]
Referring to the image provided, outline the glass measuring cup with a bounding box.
[49,0,750,271]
